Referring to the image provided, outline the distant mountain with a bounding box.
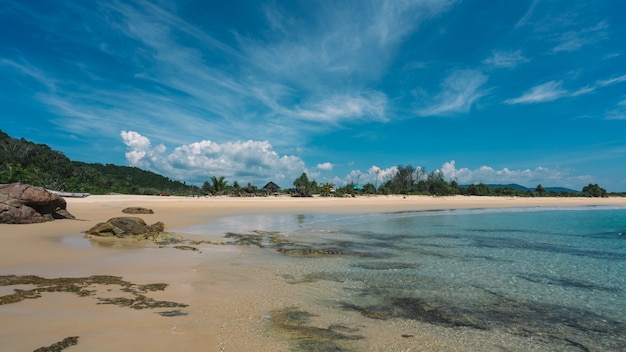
[0,129,195,195]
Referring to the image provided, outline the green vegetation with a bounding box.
[0,130,196,195]
[293,172,317,197]
[1,130,620,197]
[295,166,617,198]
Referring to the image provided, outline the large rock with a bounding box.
[0,183,75,224]
[85,217,165,238]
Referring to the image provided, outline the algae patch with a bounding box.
[0,275,187,314]
[269,307,363,351]
[33,336,79,352]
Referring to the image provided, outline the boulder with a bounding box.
[85,217,165,238]
[122,207,154,214]
[0,183,75,224]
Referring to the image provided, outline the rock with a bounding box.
[84,217,164,238]
[122,207,154,214]
[0,183,75,224]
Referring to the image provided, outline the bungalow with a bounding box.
[262,181,281,196]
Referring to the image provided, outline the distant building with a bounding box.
[262,181,281,195]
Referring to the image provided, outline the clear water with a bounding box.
[179,206,626,351]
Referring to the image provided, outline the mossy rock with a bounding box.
[84,217,164,238]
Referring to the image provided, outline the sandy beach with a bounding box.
[2,195,626,351]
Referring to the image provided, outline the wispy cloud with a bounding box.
[504,80,567,104]
[243,0,456,84]
[416,69,489,116]
[515,0,540,28]
[605,98,626,120]
[292,91,389,124]
[1,58,57,92]
[482,50,530,68]
[4,0,458,150]
[552,21,609,53]
[506,74,626,105]
[238,0,457,123]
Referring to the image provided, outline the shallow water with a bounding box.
[178,206,626,351]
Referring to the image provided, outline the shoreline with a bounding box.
[64,193,626,224]
[2,195,626,351]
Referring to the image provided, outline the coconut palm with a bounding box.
[321,182,335,197]
[210,176,228,195]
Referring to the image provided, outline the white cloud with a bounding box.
[335,165,398,187]
[482,50,529,68]
[605,98,626,120]
[552,21,608,53]
[506,74,626,105]
[515,0,539,28]
[1,58,57,92]
[504,80,567,104]
[338,161,593,190]
[244,0,456,85]
[440,160,575,187]
[120,131,306,187]
[316,162,334,171]
[292,91,389,124]
[417,69,489,116]
[596,74,626,88]
[368,165,398,185]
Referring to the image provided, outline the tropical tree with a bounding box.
[581,183,607,197]
[244,182,257,196]
[293,172,316,197]
[321,182,335,197]
[362,183,376,194]
[427,170,450,195]
[385,165,416,194]
[535,184,546,196]
[466,182,491,196]
[210,176,228,195]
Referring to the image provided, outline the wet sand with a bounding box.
[2,195,626,351]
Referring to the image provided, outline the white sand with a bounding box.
[2,195,625,351]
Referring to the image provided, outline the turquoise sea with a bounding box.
[180,206,626,351]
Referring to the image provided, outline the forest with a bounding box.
[0,130,195,195]
[1,129,618,197]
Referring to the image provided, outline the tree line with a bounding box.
[0,130,618,197]
[289,165,614,198]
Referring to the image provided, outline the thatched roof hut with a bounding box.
[262,181,281,195]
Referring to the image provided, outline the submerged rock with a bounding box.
[277,247,352,256]
[0,183,75,224]
[269,307,363,351]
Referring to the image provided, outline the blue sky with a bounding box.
[2,0,626,191]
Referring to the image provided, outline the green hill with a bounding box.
[0,130,196,195]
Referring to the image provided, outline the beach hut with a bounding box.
[262,181,281,196]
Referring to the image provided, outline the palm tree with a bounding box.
[321,182,335,197]
[210,176,228,195]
